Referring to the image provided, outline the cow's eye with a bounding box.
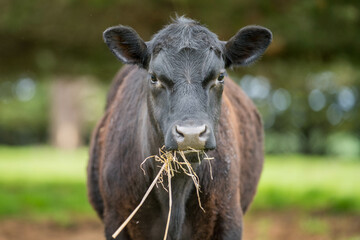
[150,74,158,84]
[217,73,225,82]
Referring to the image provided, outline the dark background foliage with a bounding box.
[0,0,359,155]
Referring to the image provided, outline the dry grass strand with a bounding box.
[112,147,214,239]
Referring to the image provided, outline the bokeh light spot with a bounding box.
[308,89,326,112]
[15,78,36,102]
[272,88,291,112]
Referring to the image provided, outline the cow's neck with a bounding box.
[154,160,199,240]
[141,106,201,239]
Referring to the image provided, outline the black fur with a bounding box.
[88,17,272,240]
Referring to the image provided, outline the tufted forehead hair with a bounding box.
[148,16,223,56]
[103,16,272,68]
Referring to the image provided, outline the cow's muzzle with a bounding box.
[165,121,216,151]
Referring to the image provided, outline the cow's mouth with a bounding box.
[171,148,211,163]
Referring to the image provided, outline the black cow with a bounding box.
[87,17,272,240]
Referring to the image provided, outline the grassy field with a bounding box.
[0,146,92,223]
[0,146,359,223]
[254,155,360,213]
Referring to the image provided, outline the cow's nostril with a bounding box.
[175,126,185,138]
[199,125,207,138]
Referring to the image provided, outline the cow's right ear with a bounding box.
[103,26,149,68]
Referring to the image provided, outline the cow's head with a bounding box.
[103,17,272,152]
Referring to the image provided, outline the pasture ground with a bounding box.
[0,211,359,240]
[0,146,359,240]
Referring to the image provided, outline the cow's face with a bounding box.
[103,17,272,152]
[146,46,224,151]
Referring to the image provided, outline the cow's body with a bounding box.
[88,65,263,240]
[88,17,271,240]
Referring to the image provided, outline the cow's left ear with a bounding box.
[223,26,272,68]
[103,26,149,68]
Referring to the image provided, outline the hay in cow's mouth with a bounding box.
[112,147,214,240]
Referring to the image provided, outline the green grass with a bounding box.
[0,146,94,223]
[0,146,86,183]
[0,146,359,222]
[252,155,360,213]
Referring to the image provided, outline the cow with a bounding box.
[87,16,272,240]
